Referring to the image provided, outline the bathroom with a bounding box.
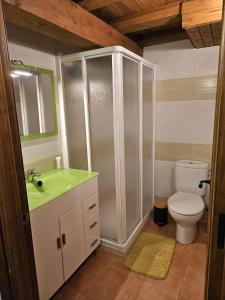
[0,1,224,300]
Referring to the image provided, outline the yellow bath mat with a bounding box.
[125,232,175,279]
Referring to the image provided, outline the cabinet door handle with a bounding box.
[57,237,61,249]
[91,239,98,247]
[89,203,96,210]
[62,233,66,246]
[90,222,97,229]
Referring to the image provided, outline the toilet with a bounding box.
[168,160,208,244]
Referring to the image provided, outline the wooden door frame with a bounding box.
[0,1,39,299]
[0,220,11,299]
[206,0,225,299]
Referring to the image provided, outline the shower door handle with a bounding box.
[217,213,225,249]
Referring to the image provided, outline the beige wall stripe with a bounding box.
[156,142,212,162]
[156,75,217,102]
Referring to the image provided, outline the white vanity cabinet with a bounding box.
[30,176,100,300]
[59,203,86,281]
[32,220,64,300]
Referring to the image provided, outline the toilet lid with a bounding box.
[168,192,205,216]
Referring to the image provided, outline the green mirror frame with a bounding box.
[11,63,58,142]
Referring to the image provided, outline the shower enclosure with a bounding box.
[59,46,155,253]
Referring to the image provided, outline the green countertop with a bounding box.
[26,168,98,212]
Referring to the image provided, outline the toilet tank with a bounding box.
[175,160,209,196]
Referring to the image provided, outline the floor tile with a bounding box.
[172,243,191,268]
[94,248,114,265]
[129,280,177,300]
[76,294,93,300]
[52,286,80,300]
[178,244,207,300]
[66,254,105,293]
[84,256,138,300]
[195,226,207,244]
[178,265,206,300]
[53,215,207,300]
[189,243,207,266]
[143,218,176,239]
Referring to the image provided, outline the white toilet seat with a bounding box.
[168,192,205,216]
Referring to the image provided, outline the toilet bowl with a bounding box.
[168,192,205,244]
[167,160,208,244]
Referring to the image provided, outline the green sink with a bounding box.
[26,168,98,212]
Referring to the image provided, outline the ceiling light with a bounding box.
[12,69,33,77]
[11,73,19,78]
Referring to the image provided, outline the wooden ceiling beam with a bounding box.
[3,0,142,56]
[211,22,222,45]
[78,0,120,11]
[110,2,180,34]
[134,28,188,47]
[182,0,222,49]
[185,27,204,48]
[182,0,223,28]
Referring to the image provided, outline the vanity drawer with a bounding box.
[84,213,100,237]
[79,176,98,199]
[85,230,101,257]
[83,193,99,220]
[67,176,98,202]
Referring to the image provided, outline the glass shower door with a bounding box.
[86,56,118,241]
[62,60,88,170]
[123,56,141,238]
[142,65,154,216]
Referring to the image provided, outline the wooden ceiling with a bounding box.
[75,0,186,47]
[3,0,143,56]
[2,0,223,56]
[78,0,179,21]
[75,0,222,48]
[182,0,222,48]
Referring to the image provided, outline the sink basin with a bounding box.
[26,168,98,211]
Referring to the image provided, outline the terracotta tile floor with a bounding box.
[52,214,207,300]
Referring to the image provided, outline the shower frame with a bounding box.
[57,46,156,253]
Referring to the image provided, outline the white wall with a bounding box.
[8,42,62,165]
[156,100,215,145]
[144,40,219,80]
[144,40,220,199]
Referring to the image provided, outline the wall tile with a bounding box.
[144,41,218,198]
[155,56,198,81]
[22,137,61,164]
[144,40,219,80]
[156,142,212,162]
[154,160,175,198]
[197,46,219,76]
[156,100,215,144]
[192,144,213,163]
[156,76,217,102]
[24,154,63,173]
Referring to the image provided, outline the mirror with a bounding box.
[11,64,58,141]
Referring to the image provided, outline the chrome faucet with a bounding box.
[26,168,41,183]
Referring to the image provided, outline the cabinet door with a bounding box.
[32,220,64,300]
[60,204,85,280]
